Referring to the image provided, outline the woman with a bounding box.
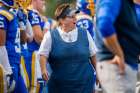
[39,4,96,93]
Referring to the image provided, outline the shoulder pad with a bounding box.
[76,14,92,21]
[0,10,14,21]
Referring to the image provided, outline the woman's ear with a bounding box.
[59,18,64,25]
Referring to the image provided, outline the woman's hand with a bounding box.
[40,55,49,81]
[42,69,49,81]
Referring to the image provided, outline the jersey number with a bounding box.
[15,28,21,53]
[77,20,89,29]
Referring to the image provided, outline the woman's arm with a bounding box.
[38,31,52,81]
[40,55,49,81]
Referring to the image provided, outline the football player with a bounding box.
[76,0,97,92]
[27,0,48,92]
[0,0,28,92]
[76,0,95,38]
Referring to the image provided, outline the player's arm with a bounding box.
[0,15,12,75]
[18,9,33,43]
[0,29,6,46]
[96,0,125,74]
[17,8,28,44]
[26,19,33,42]
[20,20,33,44]
[29,12,44,44]
[0,14,7,46]
[32,25,43,44]
[0,16,8,59]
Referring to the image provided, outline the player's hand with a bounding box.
[17,8,27,31]
[17,8,27,23]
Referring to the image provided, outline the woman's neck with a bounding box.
[61,27,74,33]
[60,24,75,33]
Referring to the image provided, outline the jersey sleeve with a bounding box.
[0,15,8,30]
[28,10,40,26]
[87,31,96,57]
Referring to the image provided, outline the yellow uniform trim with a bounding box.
[86,0,95,16]
[18,0,32,9]
[0,10,14,21]
[0,64,5,93]
[30,52,42,93]
[20,56,30,89]
[31,52,36,87]
[30,52,40,92]
[87,0,94,3]
[36,83,40,93]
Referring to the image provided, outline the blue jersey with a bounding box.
[21,43,28,56]
[135,3,140,24]
[28,10,44,52]
[76,14,94,38]
[0,7,21,63]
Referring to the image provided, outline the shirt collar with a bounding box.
[57,26,77,35]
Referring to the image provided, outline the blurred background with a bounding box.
[45,0,76,18]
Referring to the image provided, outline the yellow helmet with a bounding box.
[16,0,32,9]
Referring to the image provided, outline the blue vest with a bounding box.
[48,28,94,81]
[48,28,94,93]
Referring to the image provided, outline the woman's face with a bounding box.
[60,14,77,32]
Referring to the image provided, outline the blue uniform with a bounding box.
[76,14,94,38]
[0,7,20,87]
[21,44,29,60]
[0,7,28,93]
[28,9,45,93]
[0,8,21,63]
[21,43,30,88]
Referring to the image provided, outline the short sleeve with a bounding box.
[87,31,96,57]
[28,11,40,26]
[38,31,52,57]
[0,15,7,30]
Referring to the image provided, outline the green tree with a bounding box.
[46,0,76,18]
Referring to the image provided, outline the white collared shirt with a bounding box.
[39,27,96,57]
